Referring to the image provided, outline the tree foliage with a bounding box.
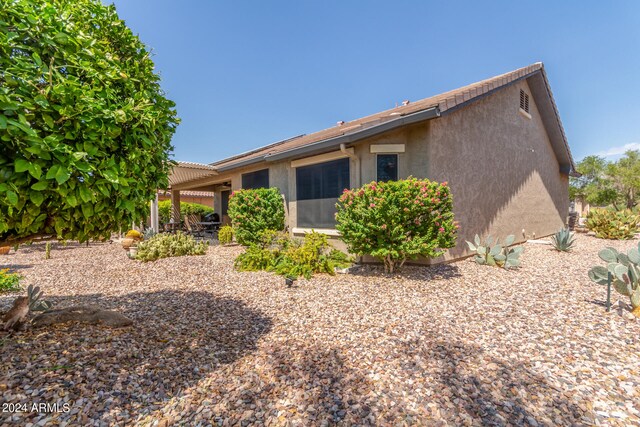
[570,151,640,210]
[0,0,179,246]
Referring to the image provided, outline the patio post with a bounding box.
[170,190,181,225]
[150,192,159,232]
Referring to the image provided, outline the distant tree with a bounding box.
[571,151,640,210]
[0,0,179,247]
[569,155,617,207]
[608,150,640,209]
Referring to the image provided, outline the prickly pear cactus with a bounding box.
[588,244,640,312]
[466,234,523,269]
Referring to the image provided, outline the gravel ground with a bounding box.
[0,234,638,426]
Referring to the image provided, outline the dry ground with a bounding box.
[0,234,638,426]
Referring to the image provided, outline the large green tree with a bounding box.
[570,151,640,210]
[608,150,640,209]
[0,0,179,247]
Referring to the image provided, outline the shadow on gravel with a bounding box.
[399,339,587,425]
[348,262,462,281]
[1,290,272,424]
[586,298,609,308]
[10,241,109,254]
[0,264,32,271]
[209,344,405,425]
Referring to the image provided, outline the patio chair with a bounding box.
[184,214,206,239]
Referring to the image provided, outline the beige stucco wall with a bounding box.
[355,122,430,184]
[427,79,569,262]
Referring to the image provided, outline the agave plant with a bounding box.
[466,234,523,269]
[27,284,53,312]
[143,228,157,240]
[550,228,576,252]
[588,245,640,312]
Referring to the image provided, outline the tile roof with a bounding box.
[210,63,545,170]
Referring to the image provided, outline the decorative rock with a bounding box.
[0,235,638,426]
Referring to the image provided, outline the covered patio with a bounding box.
[149,161,232,232]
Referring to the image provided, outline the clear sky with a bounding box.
[108,0,640,163]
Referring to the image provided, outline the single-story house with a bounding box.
[159,62,576,262]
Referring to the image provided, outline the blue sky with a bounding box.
[109,1,640,163]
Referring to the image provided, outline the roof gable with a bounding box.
[207,63,575,174]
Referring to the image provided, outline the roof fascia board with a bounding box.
[526,72,576,173]
[216,156,268,172]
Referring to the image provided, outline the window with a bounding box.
[296,158,350,228]
[241,168,269,189]
[519,89,530,113]
[376,154,398,182]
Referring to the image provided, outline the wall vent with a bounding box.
[519,89,530,113]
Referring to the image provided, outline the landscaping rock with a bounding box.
[0,236,638,426]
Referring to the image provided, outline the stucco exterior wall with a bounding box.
[427,79,569,261]
[354,122,430,184]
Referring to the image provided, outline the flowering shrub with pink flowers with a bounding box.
[335,177,457,273]
[228,188,285,245]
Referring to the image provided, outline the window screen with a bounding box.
[241,168,269,189]
[377,154,398,182]
[296,158,349,228]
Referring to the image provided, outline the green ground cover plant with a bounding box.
[234,231,351,279]
[135,232,207,262]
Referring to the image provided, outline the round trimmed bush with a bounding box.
[335,177,457,273]
[228,188,285,245]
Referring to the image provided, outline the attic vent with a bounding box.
[519,89,530,113]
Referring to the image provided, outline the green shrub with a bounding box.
[135,232,207,262]
[0,268,22,293]
[158,200,215,224]
[335,178,457,273]
[228,188,285,245]
[218,226,234,245]
[234,231,351,279]
[234,244,276,271]
[586,208,639,240]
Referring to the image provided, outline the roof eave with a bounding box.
[263,106,441,163]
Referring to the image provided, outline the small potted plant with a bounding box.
[122,230,143,257]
